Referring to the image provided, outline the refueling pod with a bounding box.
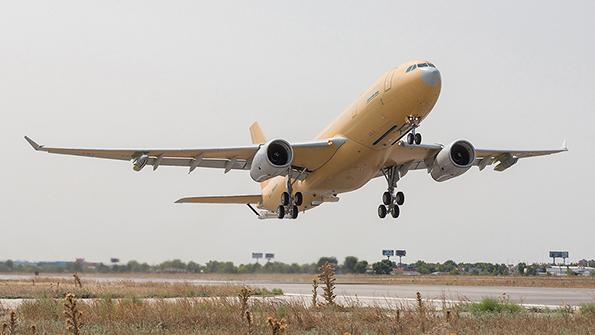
[132,154,149,171]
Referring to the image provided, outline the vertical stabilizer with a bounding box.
[249,122,270,189]
[249,122,267,144]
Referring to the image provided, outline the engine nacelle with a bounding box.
[250,139,294,182]
[430,140,476,182]
[132,154,149,172]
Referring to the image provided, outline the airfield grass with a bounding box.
[1,294,594,335]
[0,277,281,299]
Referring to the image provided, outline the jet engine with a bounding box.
[430,140,476,182]
[250,139,293,182]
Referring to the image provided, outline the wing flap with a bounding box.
[175,195,262,204]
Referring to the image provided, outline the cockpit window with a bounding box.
[406,62,436,73]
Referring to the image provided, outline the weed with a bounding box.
[318,262,336,306]
[267,316,286,335]
[311,279,318,308]
[63,293,83,335]
[5,311,17,335]
[239,286,253,319]
[72,274,82,289]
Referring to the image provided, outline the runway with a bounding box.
[249,281,594,307]
[1,274,593,307]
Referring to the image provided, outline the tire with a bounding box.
[277,205,285,219]
[395,191,405,206]
[281,192,290,206]
[382,191,392,206]
[407,133,414,145]
[378,204,387,218]
[294,192,303,206]
[291,205,299,219]
[414,133,422,145]
[391,205,400,218]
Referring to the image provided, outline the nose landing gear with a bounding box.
[406,116,422,145]
[378,166,405,220]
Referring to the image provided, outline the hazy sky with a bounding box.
[1,1,593,266]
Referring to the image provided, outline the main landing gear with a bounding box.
[277,172,303,220]
[405,115,422,145]
[378,166,405,220]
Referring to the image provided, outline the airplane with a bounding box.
[25,60,567,220]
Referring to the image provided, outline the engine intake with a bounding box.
[250,139,293,182]
[430,140,475,182]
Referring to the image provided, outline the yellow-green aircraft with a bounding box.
[25,60,567,220]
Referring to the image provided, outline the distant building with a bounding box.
[546,266,595,276]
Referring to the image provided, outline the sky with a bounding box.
[1,1,593,266]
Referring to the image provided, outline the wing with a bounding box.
[175,195,262,204]
[385,140,568,174]
[24,136,347,175]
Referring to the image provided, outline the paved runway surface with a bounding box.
[249,281,595,307]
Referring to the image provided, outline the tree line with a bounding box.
[1,257,593,275]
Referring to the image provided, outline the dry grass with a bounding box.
[0,295,593,334]
[0,277,258,299]
[7,272,593,288]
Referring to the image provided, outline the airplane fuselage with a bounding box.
[260,61,442,212]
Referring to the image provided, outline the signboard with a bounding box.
[382,250,395,257]
[110,258,120,264]
[549,251,568,258]
[265,253,275,260]
[252,253,264,259]
[395,250,406,257]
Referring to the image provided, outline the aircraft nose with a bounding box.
[420,67,441,87]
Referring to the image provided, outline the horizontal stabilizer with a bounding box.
[175,195,262,204]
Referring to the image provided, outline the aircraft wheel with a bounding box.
[281,192,290,206]
[382,191,393,206]
[378,204,387,218]
[407,133,415,145]
[414,133,422,145]
[395,191,405,206]
[294,192,303,206]
[291,205,299,219]
[277,205,285,219]
[391,205,400,218]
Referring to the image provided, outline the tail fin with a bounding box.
[249,122,267,144]
[249,122,270,189]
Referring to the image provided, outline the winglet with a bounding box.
[562,139,568,151]
[24,136,43,151]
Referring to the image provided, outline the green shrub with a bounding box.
[469,297,523,314]
[579,303,595,315]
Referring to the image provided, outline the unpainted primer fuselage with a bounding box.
[260,60,442,212]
